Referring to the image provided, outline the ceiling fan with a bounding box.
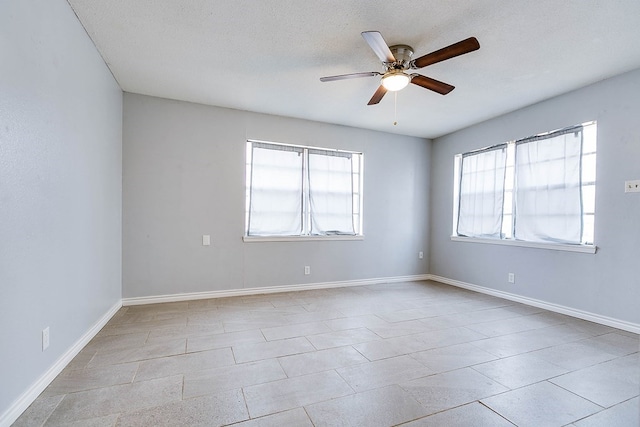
[320,31,480,105]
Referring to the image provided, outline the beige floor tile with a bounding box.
[464,312,564,337]
[471,353,568,389]
[305,385,429,427]
[481,381,602,427]
[337,355,433,392]
[222,318,290,333]
[401,368,508,414]
[322,314,389,331]
[261,321,331,341]
[353,334,428,361]
[44,375,183,425]
[470,325,590,358]
[529,340,618,370]
[284,310,346,324]
[399,402,515,426]
[243,370,353,418]
[230,408,314,427]
[12,394,64,427]
[186,329,265,353]
[183,359,286,399]
[306,327,381,350]
[574,396,639,426]
[577,332,640,356]
[87,338,186,367]
[47,362,138,395]
[550,353,640,407]
[115,388,248,427]
[146,322,225,341]
[99,317,188,336]
[232,336,315,363]
[353,326,485,361]
[83,332,150,352]
[367,319,438,338]
[410,343,498,373]
[278,345,368,377]
[48,413,120,427]
[134,347,235,381]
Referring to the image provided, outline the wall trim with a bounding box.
[122,274,431,306]
[0,301,122,427]
[428,274,640,334]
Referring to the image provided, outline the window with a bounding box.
[245,140,363,238]
[453,122,597,248]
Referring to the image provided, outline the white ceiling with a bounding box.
[67,0,640,139]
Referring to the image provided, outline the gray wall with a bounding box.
[122,93,431,298]
[429,68,640,325]
[0,0,122,418]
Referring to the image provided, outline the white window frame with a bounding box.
[244,139,364,242]
[452,122,597,254]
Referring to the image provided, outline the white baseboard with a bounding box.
[0,301,122,427]
[428,274,640,334]
[122,274,431,306]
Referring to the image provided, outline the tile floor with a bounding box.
[13,280,640,426]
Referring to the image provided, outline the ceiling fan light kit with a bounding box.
[381,70,411,91]
[320,31,480,105]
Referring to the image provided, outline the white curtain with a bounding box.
[457,145,507,238]
[514,126,583,244]
[308,149,355,235]
[247,143,303,236]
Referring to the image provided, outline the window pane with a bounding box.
[582,153,597,183]
[583,123,597,153]
[308,151,355,235]
[503,191,513,215]
[583,214,595,244]
[514,126,583,244]
[457,145,507,238]
[582,184,596,213]
[247,144,303,236]
[502,214,513,238]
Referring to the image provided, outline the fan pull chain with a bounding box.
[393,91,398,126]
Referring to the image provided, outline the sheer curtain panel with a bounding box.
[247,143,303,236]
[514,126,583,244]
[308,149,355,235]
[457,145,507,238]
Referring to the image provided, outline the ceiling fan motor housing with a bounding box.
[388,45,414,70]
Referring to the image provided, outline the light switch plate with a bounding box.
[202,235,211,246]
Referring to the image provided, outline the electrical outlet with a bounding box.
[304,266,310,275]
[625,180,640,193]
[508,273,515,284]
[42,327,50,351]
[419,251,424,259]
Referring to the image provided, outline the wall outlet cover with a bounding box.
[625,180,640,193]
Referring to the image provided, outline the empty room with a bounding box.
[1,0,639,426]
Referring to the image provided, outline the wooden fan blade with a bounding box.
[367,85,388,105]
[361,31,396,63]
[320,72,380,82]
[411,74,455,95]
[411,37,480,69]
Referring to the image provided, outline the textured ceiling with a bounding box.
[67,0,640,139]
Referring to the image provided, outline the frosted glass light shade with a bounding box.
[381,73,410,91]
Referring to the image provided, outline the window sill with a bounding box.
[450,236,596,254]
[243,235,364,243]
